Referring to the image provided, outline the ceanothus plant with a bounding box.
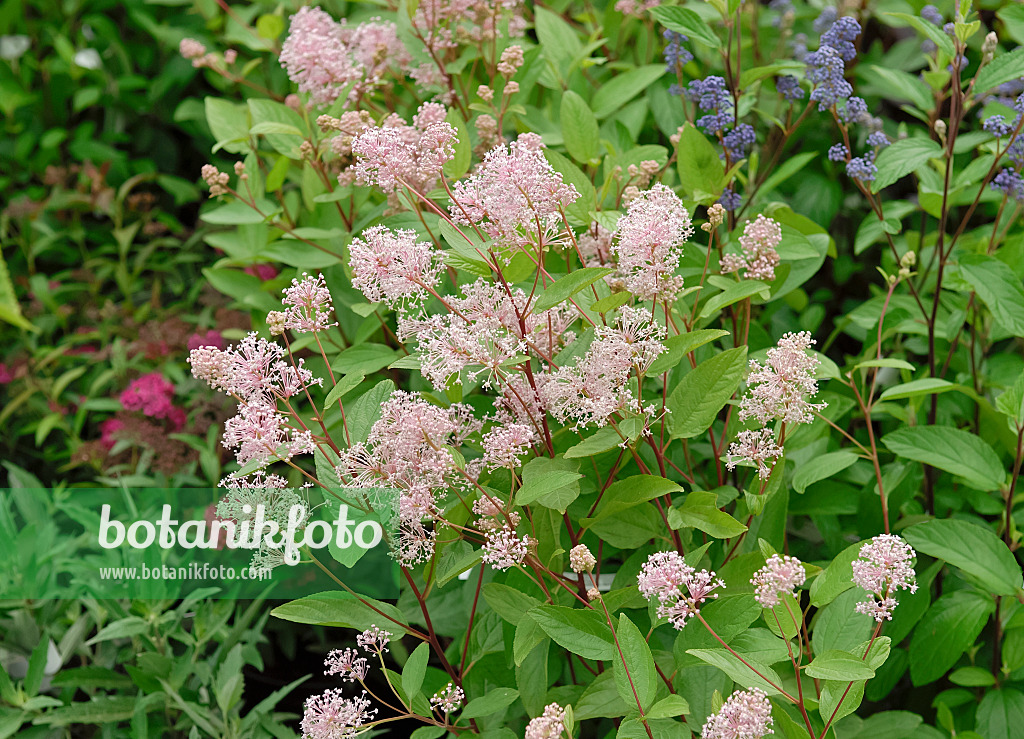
[183,0,1024,737]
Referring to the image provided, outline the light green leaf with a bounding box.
[668,491,747,538]
[804,650,876,681]
[667,346,747,439]
[402,643,430,699]
[686,648,785,695]
[591,65,666,119]
[528,605,616,661]
[462,688,520,719]
[613,614,658,712]
[651,6,722,48]
[323,373,365,411]
[902,519,1022,595]
[271,591,409,634]
[871,137,943,193]
[975,47,1024,96]
[976,688,1024,739]
[792,451,859,493]
[561,90,600,163]
[647,329,729,375]
[908,591,994,685]
[959,253,1024,336]
[534,268,614,312]
[676,122,725,203]
[878,378,955,401]
[517,456,582,512]
[699,280,770,319]
[882,426,1005,491]
[884,12,956,56]
[584,474,684,525]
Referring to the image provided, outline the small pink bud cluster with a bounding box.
[751,554,806,608]
[852,534,918,622]
[412,0,527,53]
[615,0,660,18]
[569,544,596,574]
[200,164,230,197]
[701,688,774,739]
[638,551,725,629]
[356,625,392,654]
[721,215,783,281]
[525,703,567,739]
[726,428,783,481]
[179,38,216,68]
[610,183,692,301]
[497,44,524,77]
[282,273,337,333]
[430,683,465,714]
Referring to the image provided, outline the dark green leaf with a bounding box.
[667,346,747,439]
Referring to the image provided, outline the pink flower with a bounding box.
[325,649,369,681]
[429,683,464,714]
[188,330,225,352]
[300,688,376,739]
[99,418,125,450]
[356,625,392,654]
[701,688,774,739]
[482,524,531,571]
[282,273,337,333]
[751,554,806,608]
[449,133,578,251]
[0,363,14,384]
[525,703,567,739]
[638,550,725,629]
[721,215,782,281]
[852,534,918,622]
[726,428,784,480]
[610,183,693,301]
[348,226,441,308]
[739,331,825,426]
[351,108,457,193]
[569,544,597,574]
[481,422,536,469]
[119,373,180,425]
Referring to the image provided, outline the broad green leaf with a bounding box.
[949,666,996,687]
[676,122,725,203]
[884,12,956,56]
[613,614,658,712]
[975,47,1024,95]
[699,280,771,319]
[804,650,876,681]
[959,254,1024,337]
[534,268,614,312]
[565,417,644,459]
[434,539,482,586]
[792,451,859,493]
[575,671,631,720]
[809,541,863,607]
[205,97,249,154]
[996,372,1024,424]
[561,90,600,163]
[544,148,598,224]
[443,107,471,180]
[347,380,395,444]
[271,591,409,633]
[462,688,520,719]
[668,491,747,538]
[878,378,955,401]
[528,605,616,661]
[248,98,305,156]
[686,648,785,695]
[591,65,666,118]
[401,643,430,699]
[651,6,722,48]
[647,694,690,719]
[976,688,1024,739]
[33,697,139,726]
[869,65,934,111]
[647,330,729,375]
[517,456,582,512]
[667,346,747,438]
[332,344,398,376]
[482,583,541,625]
[854,358,915,372]
[323,373,365,410]
[882,426,1005,491]
[903,519,1022,595]
[588,504,663,548]
[870,137,943,193]
[909,590,994,685]
[584,474,684,525]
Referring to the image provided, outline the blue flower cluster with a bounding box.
[846,154,877,183]
[805,15,860,111]
[718,188,742,211]
[867,131,891,148]
[686,76,734,134]
[820,16,860,62]
[723,124,756,161]
[827,143,849,162]
[921,5,943,26]
[992,168,1024,201]
[984,115,1012,138]
[664,30,693,71]
[777,75,804,102]
[841,97,868,124]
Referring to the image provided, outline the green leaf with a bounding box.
[809,541,863,607]
[575,671,631,720]
[591,65,666,118]
[909,591,994,685]
[249,121,303,136]
[804,650,876,681]
[323,373,365,411]
[869,65,934,111]
[651,6,722,48]
[975,47,1024,96]
[585,474,684,524]
[205,97,249,154]
[854,358,916,372]
[462,687,520,719]
[792,451,859,493]
[482,583,541,625]
[534,268,614,312]
[332,344,398,376]
[33,696,139,726]
[647,330,729,375]
[996,372,1024,425]
[871,137,943,193]
[528,605,616,661]
[647,694,690,719]
[271,591,409,634]
[882,426,1006,491]
[202,202,268,225]
[402,643,430,699]
[443,107,472,180]
[959,254,1024,336]
[0,250,35,331]
[878,378,956,402]
[902,519,1022,595]
[884,12,956,56]
[517,456,582,513]
[686,648,785,695]
[347,380,395,444]
[699,280,771,319]
[613,614,658,712]
[949,666,996,687]
[565,417,644,459]
[676,123,725,203]
[976,688,1024,739]
[668,491,747,538]
[561,91,600,163]
[667,346,747,439]
[434,539,482,586]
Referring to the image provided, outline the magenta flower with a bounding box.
[187,330,225,352]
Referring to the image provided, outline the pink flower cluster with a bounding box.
[300,688,376,739]
[701,688,774,739]
[430,683,465,714]
[726,428,783,481]
[739,331,825,426]
[356,625,392,654]
[852,534,918,622]
[324,648,368,682]
[280,6,410,107]
[281,273,337,333]
[610,183,693,301]
[449,133,579,252]
[413,0,527,52]
[348,226,442,309]
[638,550,725,629]
[751,554,806,608]
[482,524,532,570]
[119,373,185,431]
[351,103,456,193]
[525,703,567,739]
[539,306,665,429]
[721,215,783,282]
